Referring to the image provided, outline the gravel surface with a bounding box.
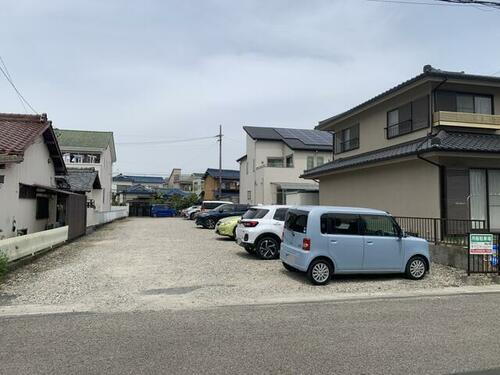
[0,217,488,312]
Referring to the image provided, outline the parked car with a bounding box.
[200,200,232,212]
[151,204,177,217]
[215,215,241,239]
[196,204,250,229]
[280,206,430,285]
[235,205,290,259]
[184,205,201,220]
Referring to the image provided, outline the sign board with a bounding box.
[469,234,494,255]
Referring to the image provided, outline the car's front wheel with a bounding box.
[255,236,280,260]
[405,256,427,280]
[205,218,217,229]
[307,259,333,285]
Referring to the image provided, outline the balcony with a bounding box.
[433,111,500,130]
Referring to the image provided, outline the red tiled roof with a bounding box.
[0,113,50,155]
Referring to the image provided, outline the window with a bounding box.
[335,124,359,154]
[285,209,309,233]
[316,156,324,166]
[0,175,4,184]
[320,214,360,235]
[19,184,37,199]
[386,96,429,139]
[458,94,493,114]
[307,156,314,170]
[247,190,252,201]
[219,204,233,212]
[267,157,284,168]
[273,208,288,221]
[285,155,294,168]
[243,208,269,219]
[360,215,399,237]
[436,91,493,115]
[36,197,49,219]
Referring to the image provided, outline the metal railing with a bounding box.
[394,216,487,245]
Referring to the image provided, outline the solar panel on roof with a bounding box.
[275,128,332,146]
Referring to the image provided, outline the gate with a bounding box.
[65,193,87,240]
[129,201,152,217]
[467,231,500,276]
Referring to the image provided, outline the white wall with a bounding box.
[0,136,58,240]
[239,134,332,205]
[285,192,319,206]
[64,145,113,211]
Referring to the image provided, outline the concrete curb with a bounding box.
[2,284,500,317]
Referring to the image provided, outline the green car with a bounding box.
[215,215,241,239]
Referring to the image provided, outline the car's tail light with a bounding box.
[242,221,258,227]
[302,238,311,251]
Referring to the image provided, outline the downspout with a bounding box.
[429,77,448,135]
[416,132,445,223]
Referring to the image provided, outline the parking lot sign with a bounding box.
[469,234,494,255]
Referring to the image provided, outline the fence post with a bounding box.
[433,219,438,244]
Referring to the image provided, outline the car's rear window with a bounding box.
[285,210,309,233]
[242,208,269,219]
[273,208,288,221]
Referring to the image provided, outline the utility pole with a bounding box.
[217,125,223,199]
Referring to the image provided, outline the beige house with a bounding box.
[303,65,500,231]
[0,114,69,240]
[238,126,333,205]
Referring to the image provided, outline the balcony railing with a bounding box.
[394,216,487,246]
[433,111,500,130]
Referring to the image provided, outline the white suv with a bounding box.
[235,205,290,260]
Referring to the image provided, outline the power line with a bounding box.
[0,56,28,113]
[366,0,500,8]
[116,135,218,145]
[0,55,38,114]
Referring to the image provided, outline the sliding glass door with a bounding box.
[469,169,487,225]
[488,170,500,232]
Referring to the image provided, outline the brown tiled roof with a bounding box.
[0,113,50,155]
[0,112,66,174]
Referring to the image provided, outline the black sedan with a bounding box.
[196,204,250,229]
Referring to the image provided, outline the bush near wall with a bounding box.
[0,251,8,280]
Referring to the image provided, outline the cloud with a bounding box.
[0,0,499,174]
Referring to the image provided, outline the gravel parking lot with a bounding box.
[0,217,476,313]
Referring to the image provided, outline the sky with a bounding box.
[1,0,499,176]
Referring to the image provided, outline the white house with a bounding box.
[55,129,116,227]
[0,113,70,240]
[238,126,333,205]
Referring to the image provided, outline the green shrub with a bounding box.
[0,251,8,280]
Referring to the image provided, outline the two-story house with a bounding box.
[239,126,333,205]
[0,113,84,240]
[55,129,116,226]
[203,168,240,203]
[303,65,500,232]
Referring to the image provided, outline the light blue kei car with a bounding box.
[280,206,430,285]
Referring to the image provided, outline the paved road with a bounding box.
[2,292,500,375]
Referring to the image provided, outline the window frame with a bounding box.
[385,96,429,139]
[267,157,284,168]
[306,156,315,170]
[335,124,360,154]
[320,213,362,236]
[436,90,495,115]
[285,154,294,168]
[359,214,401,238]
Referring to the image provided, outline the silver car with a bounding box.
[280,206,430,285]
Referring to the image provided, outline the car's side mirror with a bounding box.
[399,230,406,238]
[219,209,223,213]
